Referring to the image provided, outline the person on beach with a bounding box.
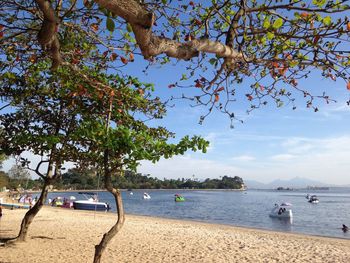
[342,224,348,233]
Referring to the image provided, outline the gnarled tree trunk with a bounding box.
[16,178,52,241]
[93,175,125,263]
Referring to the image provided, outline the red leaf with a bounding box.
[313,35,320,45]
[168,84,176,88]
[90,23,99,32]
[129,53,134,61]
[184,34,192,41]
[29,54,37,63]
[120,56,128,64]
[195,82,202,88]
[272,62,279,68]
[214,94,219,102]
[110,53,118,61]
[216,87,224,92]
[347,82,350,91]
[301,12,309,19]
[347,22,350,31]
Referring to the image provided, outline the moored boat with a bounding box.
[143,192,151,199]
[269,203,293,218]
[174,194,185,202]
[73,192,110,211]
[308,195,319,203]
[0,203,30,209]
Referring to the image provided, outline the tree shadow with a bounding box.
[0,237,17,246]
[31,236,54,240]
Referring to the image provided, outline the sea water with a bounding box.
[45,188,350,239]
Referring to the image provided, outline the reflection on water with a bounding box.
[44,188,350,239]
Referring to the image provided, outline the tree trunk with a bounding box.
[93,187,125,263]
[16,179,51,241]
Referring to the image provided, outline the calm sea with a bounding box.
[44,188,350,239]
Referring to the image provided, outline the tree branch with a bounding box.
[94,0,243,62]
[35,0,62,69]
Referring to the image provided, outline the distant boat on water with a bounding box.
[308,195,319,204]
[143,193,151,199]
[174,194,185,202]
[269,203,293,219]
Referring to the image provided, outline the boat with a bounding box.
[73,192,110,211]
[51,196,63,207]
[308,195,319,203]
[61,196,76,208]
[174,194,185,202]
[143,192,151,199]
[269,203,293,218]
[0,203,30,209]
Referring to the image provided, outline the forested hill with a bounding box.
[55,169,245,190]
[1,168,245,191]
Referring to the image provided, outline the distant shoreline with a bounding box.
[21,188,247,194]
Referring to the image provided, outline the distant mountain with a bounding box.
[244,179,270,189]
[245,177,330,189]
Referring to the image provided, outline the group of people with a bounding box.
[277,207,286,215]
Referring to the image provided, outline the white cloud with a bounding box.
[231,155,256,161]
[270,154,296,161]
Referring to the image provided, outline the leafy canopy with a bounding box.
[1,0,349,125]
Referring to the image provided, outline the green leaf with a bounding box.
[263,18,270,29]
[267,32,275,40]
[323,16,332,26]
[312,0,326,7]
[209,58,217,65]
[126,23,132,32]
[272,18,283,29]
[106,17,115,32]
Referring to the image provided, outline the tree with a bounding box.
[0,171,9,189]
[1,1,349,125]
[67,72,208,263]
[7,164,31,189]
[0,58,114,241]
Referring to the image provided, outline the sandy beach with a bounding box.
[1,206,350,263]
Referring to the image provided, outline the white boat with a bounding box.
[269,203,293,218]
[308,195,319,203]
[143,192,151,199]
[73,192,110,211]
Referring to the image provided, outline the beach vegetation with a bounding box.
[1,1,349,125]
[51,169,245,190]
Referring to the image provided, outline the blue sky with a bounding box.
[2,57,350,185]
[124,58,350,185]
